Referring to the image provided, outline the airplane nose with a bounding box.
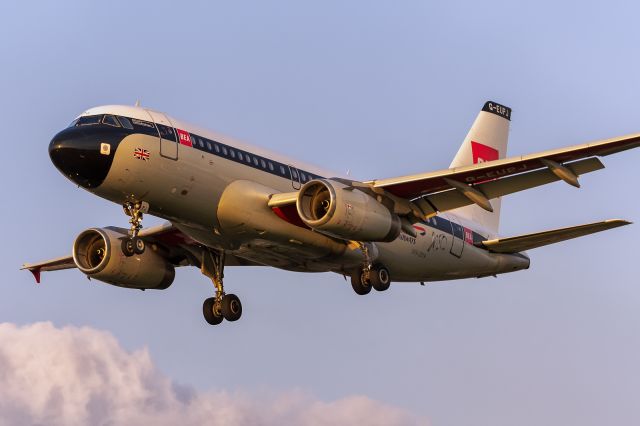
[49,126,120,189]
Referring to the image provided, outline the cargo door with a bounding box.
[449,217,465,258]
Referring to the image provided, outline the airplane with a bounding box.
[23,101,640,326]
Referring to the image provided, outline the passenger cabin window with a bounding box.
[222,146,228,156]
[229,149,235,159]
[157,124,176,141]
[260,159,266,169]
[206,141,212,151]
[214,144,220,153]
[102,115,120,127]
[77,115,103,126]
[198,138,204,148]
[117,116,134,129]
[268,162,274,171]
[291,169,299,179]
[238,152,243,161]
[253,157,259,166]
[280,165,286,175]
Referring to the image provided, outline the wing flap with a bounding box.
[479,219,631,253]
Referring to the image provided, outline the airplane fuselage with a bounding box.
[49,105,529,282]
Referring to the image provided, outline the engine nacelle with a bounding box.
[296,179,401,242]
[72,227,175,290]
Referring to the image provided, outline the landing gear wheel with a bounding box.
[121,238,136,257]
[371,265,391,292]
[203,297,224,325]
[121,237,145,257]
[351,270,372,295]
[222,294,242,321]
[133,237,145,254]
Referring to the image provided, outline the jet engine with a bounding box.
[296,179,401,242]
[72,227,175,290]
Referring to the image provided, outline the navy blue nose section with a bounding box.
[49,125,127,189]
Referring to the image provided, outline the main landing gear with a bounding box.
[351,243,391,295]
[121,201,148,257]
[201,249,242,325]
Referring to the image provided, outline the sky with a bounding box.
[1,1,640,425]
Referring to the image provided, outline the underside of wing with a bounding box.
[367,133,640,199]
[21,256,76,283]
[22,222,259,283]
[478,219,631,254]
[414,157,604,216]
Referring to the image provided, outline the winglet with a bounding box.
[30,268,41,284]
[21,264,42,284]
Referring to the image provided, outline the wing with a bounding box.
[478,219,631,253]
[269,132,640,226]
[22,222,257,283]
[21,256,76,283]
[366,132,640,199]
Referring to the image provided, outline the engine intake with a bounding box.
[73,228,175,290]
[296,179,401,242]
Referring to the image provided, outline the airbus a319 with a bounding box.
[23,101,639,325]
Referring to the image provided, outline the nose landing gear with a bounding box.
[121,201,148,257]
[201,249,243,326]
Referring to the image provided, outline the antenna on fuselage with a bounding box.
[134,99,141,107]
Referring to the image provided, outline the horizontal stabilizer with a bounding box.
[478,219,631,253]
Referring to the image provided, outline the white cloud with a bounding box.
[0,322,425,426]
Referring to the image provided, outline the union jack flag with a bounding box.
[133,148,150,161]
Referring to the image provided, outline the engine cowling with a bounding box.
[72,227,175,290]
[296,179,401,242]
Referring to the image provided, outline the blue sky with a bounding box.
[1,1,640,425]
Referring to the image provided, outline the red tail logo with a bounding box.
[471,141,499,164]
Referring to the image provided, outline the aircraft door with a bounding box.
[145,110,178,160]
[288,165,301,189]
[448,217,465,258]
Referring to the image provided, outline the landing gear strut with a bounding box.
[201,249,242,325]
[121,201,148,257]
[350,243,391,295]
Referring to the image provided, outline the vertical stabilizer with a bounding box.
[449,101,511,234]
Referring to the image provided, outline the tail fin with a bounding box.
[449,101,511,234]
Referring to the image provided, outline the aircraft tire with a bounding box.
[203,297,224,325]
[371,265,391,292]
[121,238,136,257]
[221,294,242,322]
[133,237,145,255]
[351,271,372,295]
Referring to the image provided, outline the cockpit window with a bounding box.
[102,115,121,127]
[117,116,134,130]
[77,115,103,126]
[67,119,79,128]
